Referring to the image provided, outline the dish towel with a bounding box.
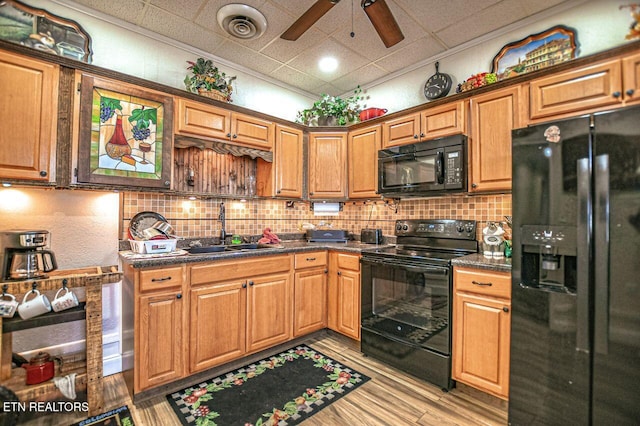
[53,373,77,399]
[258,227,280,244]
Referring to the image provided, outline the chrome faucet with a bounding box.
[219,202,226,243]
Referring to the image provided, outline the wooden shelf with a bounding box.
[2,303,87,334]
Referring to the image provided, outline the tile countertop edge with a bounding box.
[451,253,512,273]
[119,241,393,268]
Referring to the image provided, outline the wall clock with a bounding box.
[424,62,452,100]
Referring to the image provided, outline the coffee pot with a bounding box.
[0,230,57,281]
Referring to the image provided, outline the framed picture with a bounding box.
[0,0,92,62]
[77,75,173,189]
[491,25,578,80]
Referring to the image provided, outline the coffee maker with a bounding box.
[0,230,57,281]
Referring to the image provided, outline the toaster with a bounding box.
[360,228,383,244]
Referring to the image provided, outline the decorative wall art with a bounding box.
[0,0,92,62]
[77,75,173,188]
[620,4,640,40]
[491,25,578,80]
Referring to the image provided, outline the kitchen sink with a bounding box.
[187,243,275,254]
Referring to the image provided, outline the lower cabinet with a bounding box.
[188,255,293,373]
[132,265,188,393]
[452,266,511,399]
[293,251,328,337]
[328,252,361,340]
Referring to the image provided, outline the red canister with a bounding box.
[23,352,55,385]
[359,107,388,121]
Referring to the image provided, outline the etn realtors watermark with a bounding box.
[3,400,89,413]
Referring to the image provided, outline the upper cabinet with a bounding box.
[382,101,466,148]
[175,98,274,150]
[348,125,381,199]
[0,50,59,182]
[469,85,525,193]
[256,124,304,198]
[308,132,347,199]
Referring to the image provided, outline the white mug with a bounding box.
[0,293,19,318]
[17,289,52,320]
[51,287,79,312]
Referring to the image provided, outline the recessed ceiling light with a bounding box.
[318,57,338,73]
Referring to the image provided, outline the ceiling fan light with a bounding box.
[361,0,404,48]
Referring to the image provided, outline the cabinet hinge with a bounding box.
[74,167,78,177]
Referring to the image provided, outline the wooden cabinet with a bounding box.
[308,132,347,199]
[0,49,58,182]
[469,85,524,193]
[189,255,292,372]
[529,52,640,122]
[328,252,361,340]
[134,265,187,393]
[347,125,381,199]
[175,97,274,150]
[256,124,304,198]
[382,101,465,148]
[453,266,511,400]
[293,251,328,337]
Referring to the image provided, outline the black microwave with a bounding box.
[378,135,467,197]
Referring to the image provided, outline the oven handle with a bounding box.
[361,258,448,275]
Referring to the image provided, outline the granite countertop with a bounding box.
[119,240,393,268]
[451,253,512,273]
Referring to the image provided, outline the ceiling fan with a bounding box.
[281,0,404,48]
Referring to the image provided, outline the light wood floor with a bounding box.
[20,333,507,425]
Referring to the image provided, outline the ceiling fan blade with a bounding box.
[281,0,340,41]
[361,0,404,48]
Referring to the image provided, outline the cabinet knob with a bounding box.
[612,91,622,98]
[176,293,182,299]
[420,132,425,138]
[337,271,342,276]
[276,189,281,194]
[471,183,477,188]
[626,89,635,97]
[164,180,171,186]
[232,134,238,139]
[324,269,328,273]
[242,282,247,288]
[249,280,254,286]
[503,306,509,313]
[39,170,47,177]
[309,192,314,196]
[413,134,419,139]
[226,133,232,138]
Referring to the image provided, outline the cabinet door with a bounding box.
[175,97,231,140]
[453,292,511,399]
[231,112,274,150]
[420,101,466,139]
[308,132,347,199]
[246,272,292,353]
[348,125,380,199]
[275,124,303,198]
[469,85,523,193]
[294,268,327,336]
[190,280,246,372]
[622,52,640,106]
[529,59,622,121]
[382,113,420,147]
[336,269,361,340]
[137,290,185,392]
[0,50,58,181]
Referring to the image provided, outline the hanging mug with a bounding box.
[51,287,79,312]
[17,289,52,320]
[0,293,19,318]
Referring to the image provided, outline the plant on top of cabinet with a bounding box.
[296,87,362,126]
[184,58,236,102]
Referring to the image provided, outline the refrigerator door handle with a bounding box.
[576,157,591,353]
[594,154,610,355]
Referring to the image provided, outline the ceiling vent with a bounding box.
[217,4,267,40]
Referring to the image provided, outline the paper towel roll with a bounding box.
[313,202,340,216]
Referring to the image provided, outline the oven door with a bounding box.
[361,256,451,355]
[378,149,444,195]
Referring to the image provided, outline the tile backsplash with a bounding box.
[122,193,511,241]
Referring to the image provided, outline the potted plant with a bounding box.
[184,58,236,102]
[296,87,362,126]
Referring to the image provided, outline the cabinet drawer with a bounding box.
[139,266,185,292]
[336,253,360,271]
[454,267,511,299]
[294,251,327,269]
[191,255,292,285]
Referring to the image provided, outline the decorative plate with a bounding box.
[128,211,167,240]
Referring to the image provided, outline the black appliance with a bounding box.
[378,135,466,197]
[306,229,348,243]
[361,219,477,389]
[510,106,640,425]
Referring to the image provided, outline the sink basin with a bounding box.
[224,243,259,250]
[187,243,276,254]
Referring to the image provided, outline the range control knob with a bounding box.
[403,224,409,231]
[456,224,465,233]
[465,223,475,233]
[396,223,403,232]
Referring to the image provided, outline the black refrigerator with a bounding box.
[509,106,640,425]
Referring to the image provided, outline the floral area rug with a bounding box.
[167,345,370,426]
